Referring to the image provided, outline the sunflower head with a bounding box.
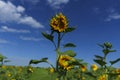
[7,72,12,77]
[91,64,98,71]
[97,74,108,80]
[80,65,87,72]
[58,55,74,70]
[116,68,120,73]
[49,68,55,73]
[50,13,68,32]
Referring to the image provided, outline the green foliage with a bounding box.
[42,32,54,42]
[0,65,119,80]
[29,58,48,65]
[103,49,116,56]
[0,66,30,80]
[29,67,56,80]
[61,50,76,57]
[0,54,7,61]
[110,58,120,65]
[94,42,117,67]
[73,59,87,66]
[94,59,106,66]
[93,42,120,80]
[63,43,76,48]
[0,54,10,66]
[85,72,97,78]
[65,27,76,33]
[94,55,103,60]
[102,49,109,55]
[103,42,112,49]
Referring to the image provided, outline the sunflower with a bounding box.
[7,72,12,77]
[91,64,98,71]
[58,55,74,70]
[49,68,55,73]
[116,68,120,73]
[50,13,68,32]
[97,74,108,80]
[116,68,120,80]
[80,65,87,72]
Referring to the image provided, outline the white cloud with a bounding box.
[0,39,9,44]
[0,0,44,28]
[0,26,30,33]
[20,36,42,41]
[105,13,120,21]
[17,6,25,13]
[19,16,44,28]
[47,0,70,9]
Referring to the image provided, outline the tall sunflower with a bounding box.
[50,13,68,32]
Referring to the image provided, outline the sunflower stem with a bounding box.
[56,32,61,72]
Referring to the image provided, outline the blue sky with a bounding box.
[0,0,120,68]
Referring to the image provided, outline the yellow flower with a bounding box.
[98,74,108,80]
[18,67,22,73]
[66,65,74,71]
[50,68,55,73]
[82,77,85,80]
[50,13,68,32]
[116,75,120,80]
[116,68,120,73]
[58,55,74,70]
[78,74,81,78]
[80,65,87,72]
[28,67,34,73]
[7,73,12,77]
[116,68,120,80]
[56,78,59,80]
[91,64,98,71]
[2,65,6,69]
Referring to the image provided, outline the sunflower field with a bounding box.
[0,13,120,80]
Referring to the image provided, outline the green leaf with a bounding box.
[72,59,87,66]
[110,58,120,65]
[63,43,76,48]
[94,55,103,60]
[76,59,84,62]
[98,44,104,48]
[40,58,48,62]
[62,50,76,57]
[42,32,54,42]
[109,50,116,52]
[29,57,48,65]
[94,59,106,66]
[70,59,82,66]
[29,60,40,64]
[103,49,116,56]
[103,49,109,55]
[0,58,3,62]
[108,73,120,77]
[85,72,96,78]
[0,54,7,62]
[65,27,76,33]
